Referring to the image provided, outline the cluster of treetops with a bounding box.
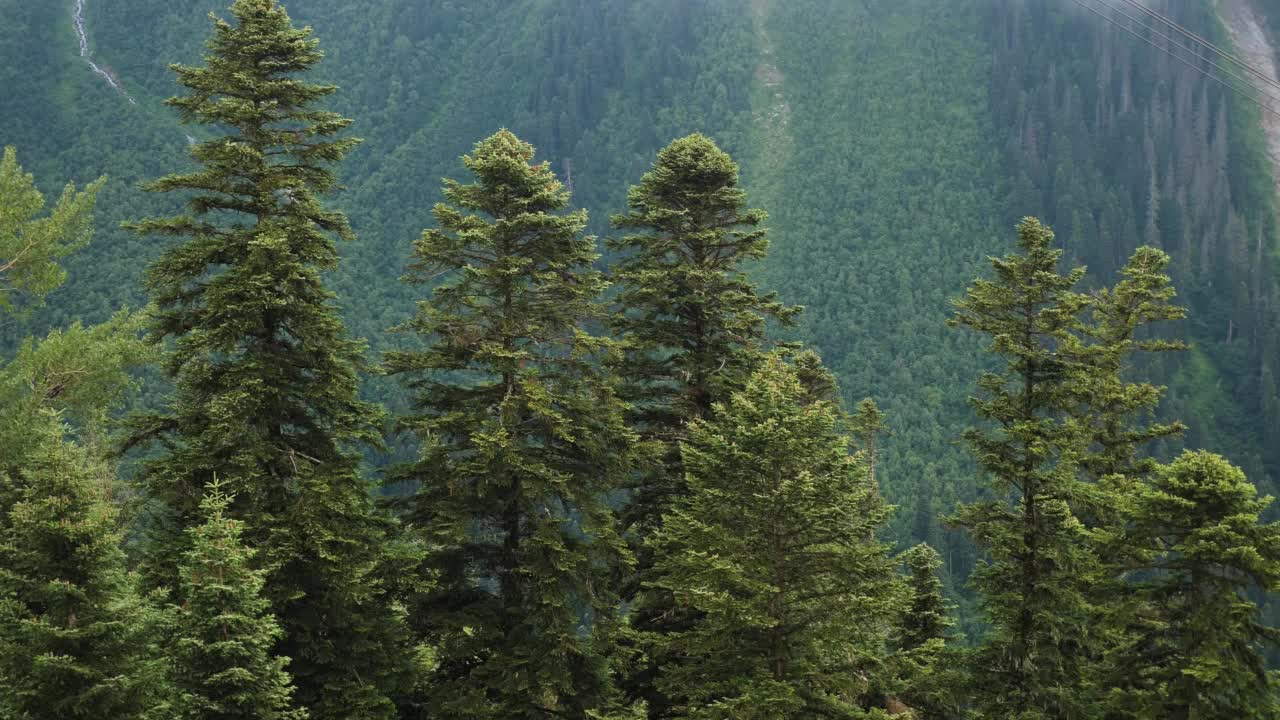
[3,1,1280,718]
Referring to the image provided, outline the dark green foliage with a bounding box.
[1076,246,1187,487]
[607,134,797,717]
[896,544,951,655]
[169,480,305,720]
[1110,451,1280,719]
[986,0,1280,487]
[788,348,840,406]
[125,2,413,717]
[0,422,164,720]
[949,217,1101,718]
[850,398,888,489]
[891,544,957,720]
[385,129,635,719]
[5,1,1280,715]
[644,353,899,719]
[11,0,1280,612]
[0,152,160,719]
[608,133,799,538]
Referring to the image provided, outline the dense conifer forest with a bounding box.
[4,0,1280,716]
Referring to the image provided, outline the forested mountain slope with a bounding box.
[5,0,1280,592]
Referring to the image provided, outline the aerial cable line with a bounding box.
[1086,0,1280,108]
[1071,0,1280,121]
[1113,0,1280,94]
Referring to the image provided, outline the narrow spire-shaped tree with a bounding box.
[645,354,900,719]
[169,480,305,720]
[126,2,413,716]
[948,217,1100,718]
[891,543,958,720]
[896,543,952,654]
[1071,247,1187,711]
[1074,246,1186,492]
[850,397,889,490]
[0,423,165,720]
[385,129,635,719]
[608,133,800,540]
[609,134,798,718]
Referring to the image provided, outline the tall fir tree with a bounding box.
[890,543,958,720]
[0,422,165,720]
[168,480,305,720]
[1067,246,1187,712]
[608,134,798,718]
[125,2,414,717]
[384,129,635,719]
[895,544,952,655]
[1111,451,1280,719]
[608,133,800,541]
[948,217,1100,718]
[1074,246,1186,494]
[644,354,900,719]
[850,397,888,490]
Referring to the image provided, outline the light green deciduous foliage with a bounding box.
[0,150,159,719]
[645,353,899,719]
[0,146,104,315]
[1111,451,1280,719]
[0,422,165,720]
[125,2,414,717]
[0,311,152,474]
[169,480,305,720]
[385,129,635,720]
[949,217,1100,718]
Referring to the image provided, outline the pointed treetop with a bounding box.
[851,397,888,438]
[617,133,759,225]
[448,129,569,215]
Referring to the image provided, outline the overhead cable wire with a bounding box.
[1113,0,1280,93]
[1090,0,1280,108]
[1071,0,1280,120]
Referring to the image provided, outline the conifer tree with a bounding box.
[126,2,413,716]
[948,217,1100,718]
[1075,246,1186,491]
[609,134,799,718]
[0,151,158,720]
[169,480,305,720]
[896,544,951,654]
[385,129,635,719]
[0,423,165,720]
[890,543,958,720]
[850,398,888,489]
[1069,247,1186,711]
[608,133,800,540]
[644,354,899,719]
[1107,451,1280,719]
[0,146,103,313]
[789,348,840,406]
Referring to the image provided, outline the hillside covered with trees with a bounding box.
[4,0,1280,716]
